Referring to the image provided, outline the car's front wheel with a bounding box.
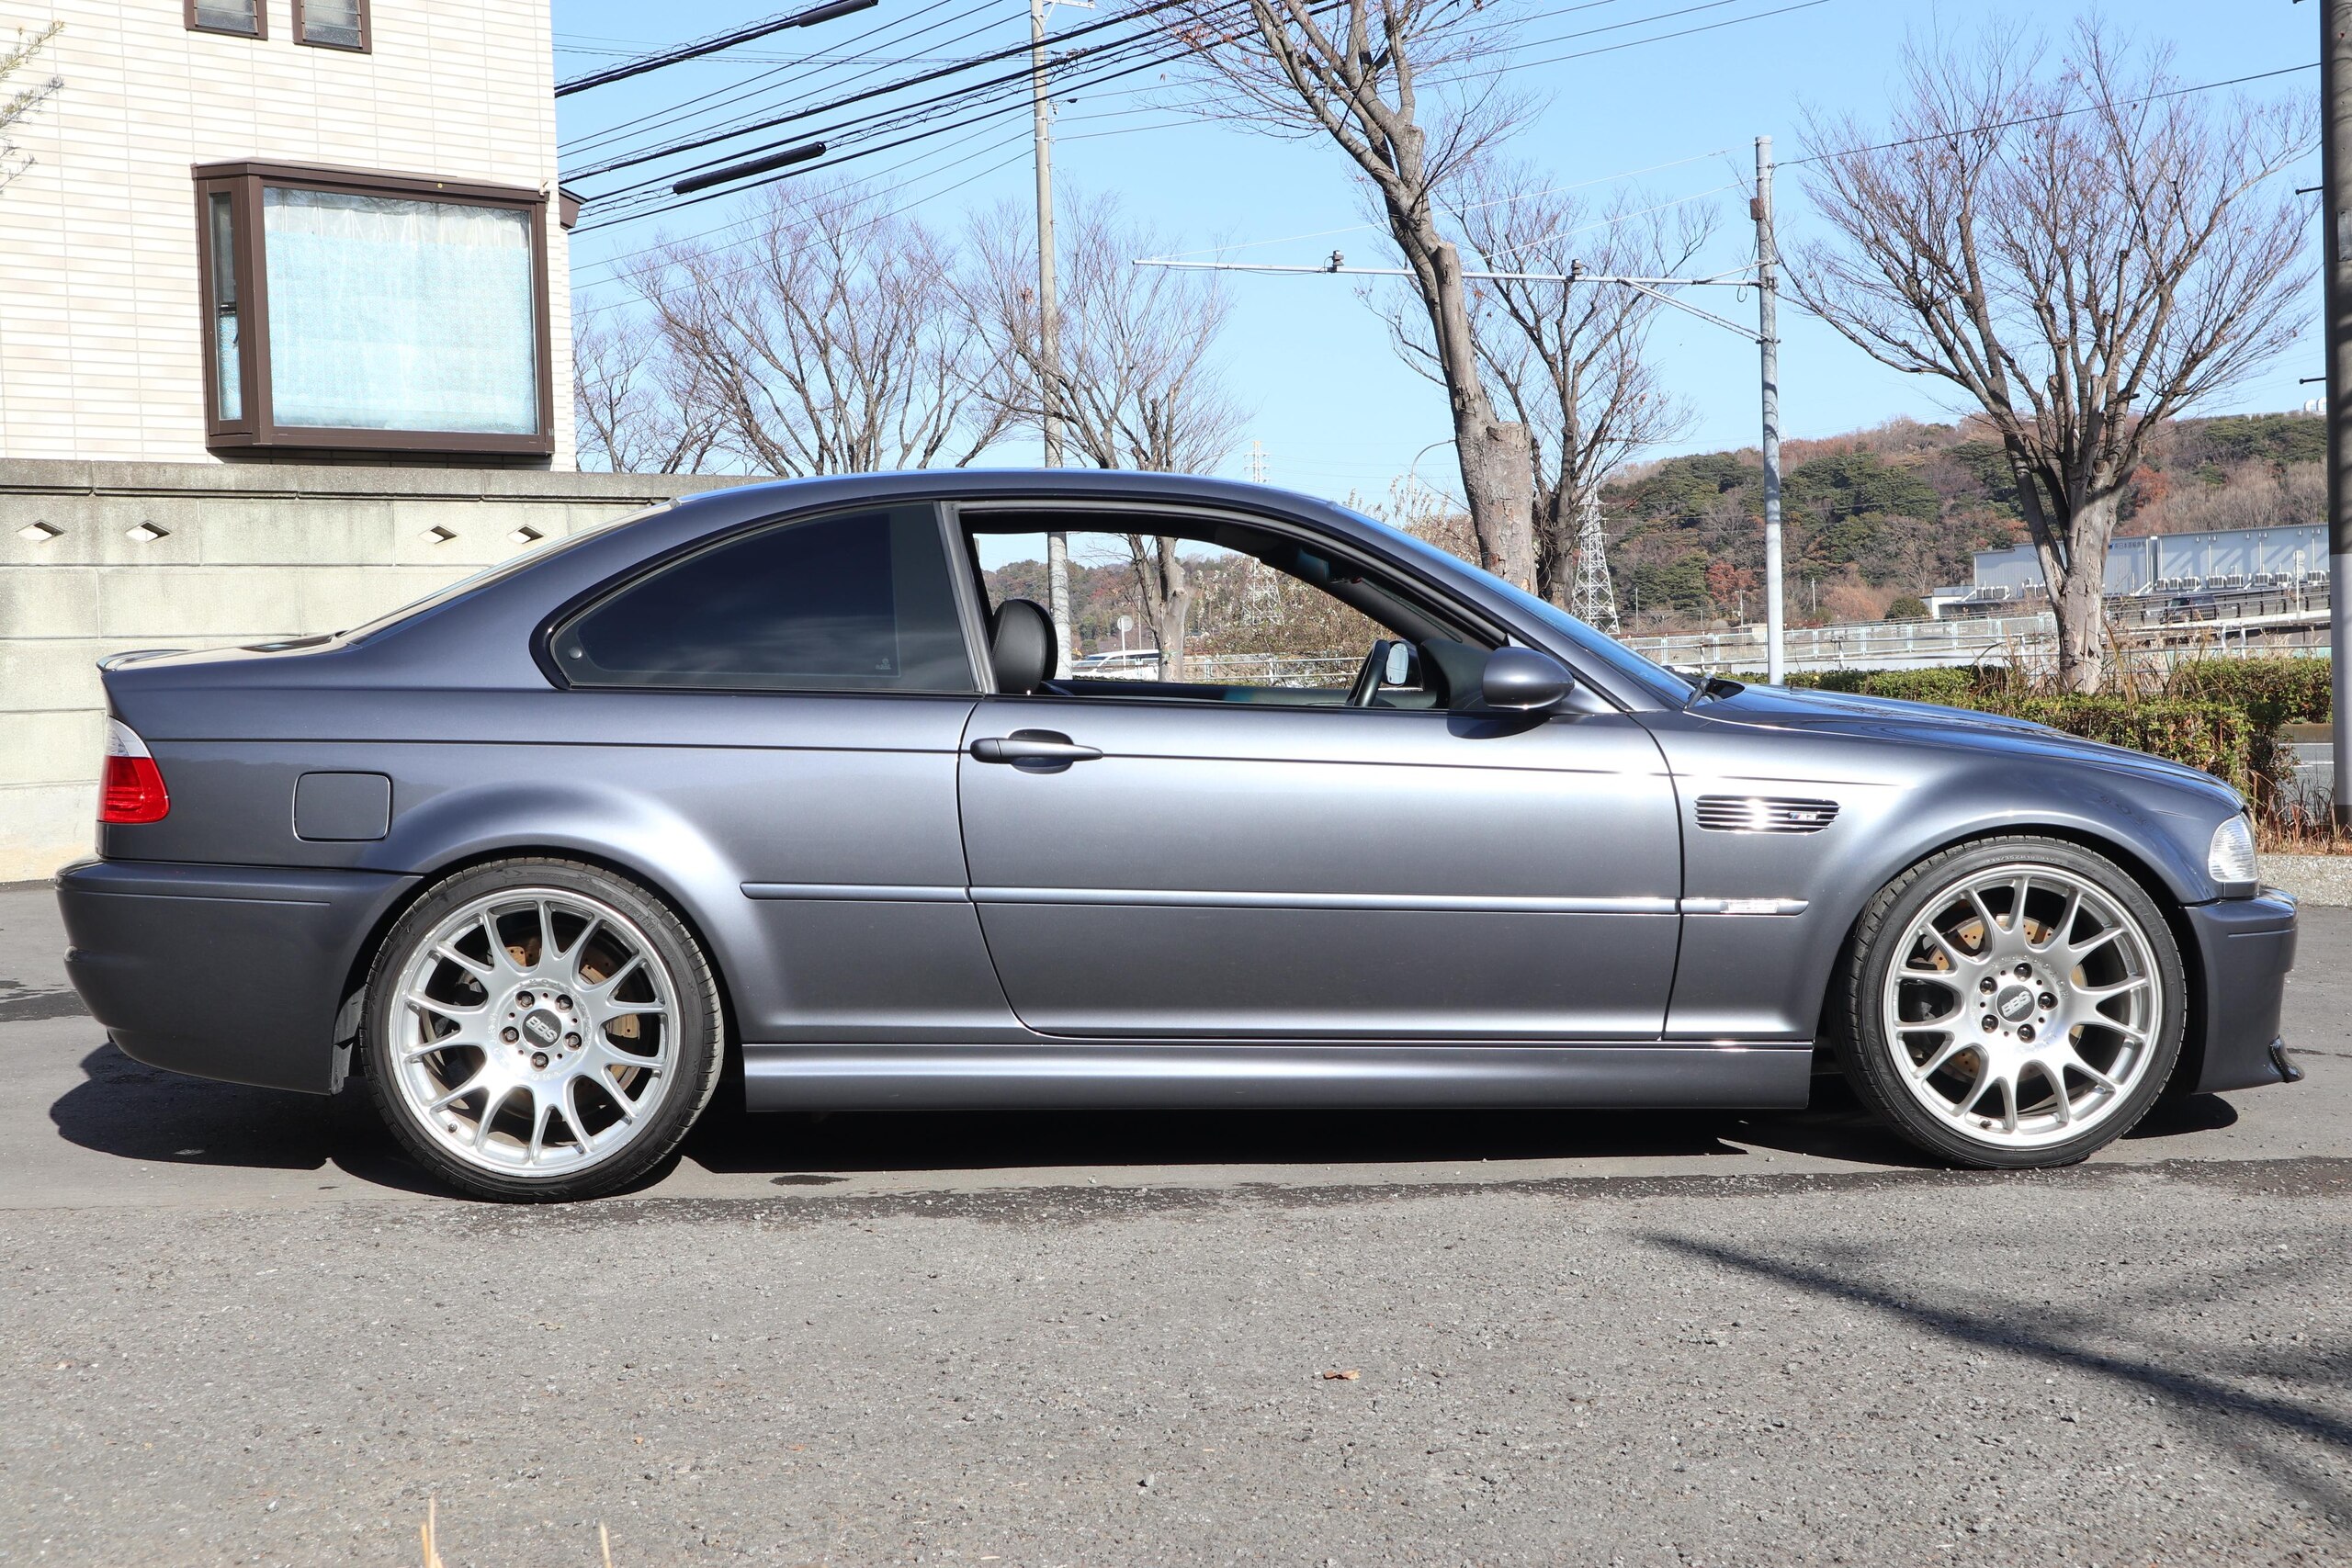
[1834,836,2186,1168]
[361,857,724,1201]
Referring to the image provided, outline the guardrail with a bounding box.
[1623,599,2334,675]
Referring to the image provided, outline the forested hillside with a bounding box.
[1601,412,2325,629]
[978,412,2327,657]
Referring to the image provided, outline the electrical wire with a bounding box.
[589,29,1182,210]
[571,132,1044,314]
[571,0,1802,229]
[559,0,1006,161]
[563,0,1230,186]
[558,0,888,97]
[571,9,1224,224]
[1783,60,2318,168]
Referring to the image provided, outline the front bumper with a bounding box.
[57,859,418,1095]
[2182,891,2299,1095]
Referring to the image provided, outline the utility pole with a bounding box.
[1136,139,1788,674]
[1031,0,1074,675]
[1755,135,1786,685]
[2325,0,2352,824]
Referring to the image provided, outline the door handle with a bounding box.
[970,730,1103,765]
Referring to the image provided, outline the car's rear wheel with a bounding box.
[361,857,723,1201]
[1834,836,2186,1168]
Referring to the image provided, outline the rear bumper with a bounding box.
[57,859,418,1095]
[2183,892,2299,1095]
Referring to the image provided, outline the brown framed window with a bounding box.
[187,0,264,37]
[292,0,368,51]
[192,161,554,457]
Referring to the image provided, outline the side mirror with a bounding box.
[1479,646,1576,714]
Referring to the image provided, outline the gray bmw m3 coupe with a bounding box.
[58,471,2300,1200]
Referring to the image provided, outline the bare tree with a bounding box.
[1,22,62,196]
[1381,162,1714,604]
[627,178,1011,476]
[1162,0,1540,591]
[1792,18,2312,691]
[965,192,1249,677]
[571,311,719,474]
[966,192,1246,471]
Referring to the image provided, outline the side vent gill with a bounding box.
[1694,795,1840,834]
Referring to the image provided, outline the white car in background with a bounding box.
[1071,649,1161,680]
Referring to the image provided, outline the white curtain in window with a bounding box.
[263,188,538,435]
[302,0,363,46]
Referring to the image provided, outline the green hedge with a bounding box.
[1737,666,2262,794]
[1779,666,2012,705]
[2165,657,2331,724]
[1993,696,2259,795]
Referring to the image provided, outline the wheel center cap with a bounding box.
[1996,985,2036,1023]
[520,1008,565,1050]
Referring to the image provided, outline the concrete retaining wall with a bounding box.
[0,458,752,881]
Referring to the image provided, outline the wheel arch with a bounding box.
[333,840,746,1084]
[1812,820,2207,1094]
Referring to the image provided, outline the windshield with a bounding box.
[343,502,679,643]
[1334,504,1697,705]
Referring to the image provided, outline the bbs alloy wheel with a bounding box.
[1838,837,2186,1169]
[363,858,722,1201]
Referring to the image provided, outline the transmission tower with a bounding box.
[1245,440,1269,484]
[1568,491,1621,636]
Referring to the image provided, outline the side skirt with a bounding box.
[741,1042,1814,1112]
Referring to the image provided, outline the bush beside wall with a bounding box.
[1746,664,2267,795]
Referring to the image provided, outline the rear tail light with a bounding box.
[99,718,169,824]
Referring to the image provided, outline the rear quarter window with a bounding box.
[550,505,977,694]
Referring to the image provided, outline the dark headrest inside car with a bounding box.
[989,597,1057,694]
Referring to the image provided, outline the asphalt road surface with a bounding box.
[2,881,2346,1566]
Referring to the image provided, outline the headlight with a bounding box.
[2208,814,2257,886]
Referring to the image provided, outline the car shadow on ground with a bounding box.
[49,1043,2241,1197]
[679,1071,1984,1177]
[47,1043,449,1196]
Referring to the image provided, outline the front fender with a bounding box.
[1645,713,2230,1043]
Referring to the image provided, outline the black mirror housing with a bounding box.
[1480,646,1576,713]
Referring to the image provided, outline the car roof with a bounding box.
[106,470,1690,715]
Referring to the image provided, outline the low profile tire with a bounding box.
[361,857,724,1201]
[1833,836,2187,1170]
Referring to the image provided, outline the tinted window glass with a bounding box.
[555,506,976,693]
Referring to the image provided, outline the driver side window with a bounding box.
[969,524,1445,707]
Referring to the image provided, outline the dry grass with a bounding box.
[2258,814,2352,856]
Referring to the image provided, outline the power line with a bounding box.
[556,0,879,96]
[576,0,1815,242]
[564,0,1219,185]
[559,0,1004,161]
[574,52,1113,225]
[573,13,1220,228]
[574,115,1041,281]
[580,22,1170,209]
[1493,0,1828,74]
[1784,59,2319,168]
[572,95,1173,284]
[572,136,1042,316]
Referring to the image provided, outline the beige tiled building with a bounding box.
[0,4,739,879]
[1,0,573,465]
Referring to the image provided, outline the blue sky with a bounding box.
[556,0,2325,503]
